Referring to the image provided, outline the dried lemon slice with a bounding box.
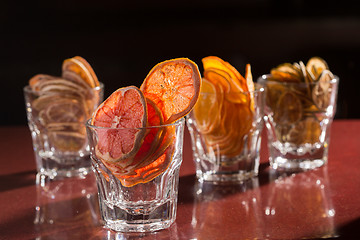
[312,70,334,110]
[274,91,302,125]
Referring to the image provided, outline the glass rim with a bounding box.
[85,117,185,130]
[199,83,265,95]
[257,74,339,85]
[23,81,104,93]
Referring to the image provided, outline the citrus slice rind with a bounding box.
[140,58,201,124]
[91,86,147,163]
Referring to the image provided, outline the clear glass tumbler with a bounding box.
[186,85,265,182]
[258,74,339,171]
[86,118,185,232]
[24,83,104,179]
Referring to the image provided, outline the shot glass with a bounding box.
[24,83,104,179]
[186,84,265,182]
[258,74,339,171]
[86,118,185,232]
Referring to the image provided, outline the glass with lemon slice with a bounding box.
[258,57,339,171]
[24,57,104,180]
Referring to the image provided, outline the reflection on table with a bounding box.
[34,174,100,239]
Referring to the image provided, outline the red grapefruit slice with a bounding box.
[91,86,147,163]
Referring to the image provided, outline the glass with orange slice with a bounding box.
[24,56,104,180]
[85,58,201,232]
[186,56,265,182]
[258,57,339,171]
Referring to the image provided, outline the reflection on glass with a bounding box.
[34,173,100,239]
[264,166,337,239]
[191,179,263,239]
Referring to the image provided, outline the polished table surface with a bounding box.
[1,120,360,239]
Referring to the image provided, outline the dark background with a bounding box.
[2,0,360,126]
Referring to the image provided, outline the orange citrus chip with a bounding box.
[140,58,201,124]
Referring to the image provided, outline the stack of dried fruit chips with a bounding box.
[192,56,256,158]
[28,56,101,152]
[262,57,336,145]
[90,58,201,187]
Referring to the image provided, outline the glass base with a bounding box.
[94,163,181,233]
[270,156,327,171]
[36,151,91,179]
[194,154,259,183]
[101,199,176,232]
[269,141,328,171]
[196,169,258,183]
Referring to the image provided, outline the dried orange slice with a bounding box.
[193,56,255,158]
[140,58,201,124]
[193,78,220,134]
[91,86,147,163]
[202,56,248,98]
[62,56,100,88]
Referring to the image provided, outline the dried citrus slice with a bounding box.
[128,98,165,168]
[140,58,201,124]
[202,56,248,93]
[91,86,147,163]
[119,126,176,187]
[48,125,86,152]
[306,57,329,80]
[29,74,58,90]
[62,56,100,88]
[245,63,255,110]
[274,91,302,125]
[312,70,334,110]
[288,118,321,145]
[193,78,220,133]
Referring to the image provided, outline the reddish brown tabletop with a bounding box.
[1,120,360,239]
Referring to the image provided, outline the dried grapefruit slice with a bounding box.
[62,56,100,88]
[140,58,201,124]
[91,86,147,163]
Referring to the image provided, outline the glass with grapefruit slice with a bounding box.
[86,58,201,232]
[24,56,104,179]
[258,57,339,171]
[186,56,265,182]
